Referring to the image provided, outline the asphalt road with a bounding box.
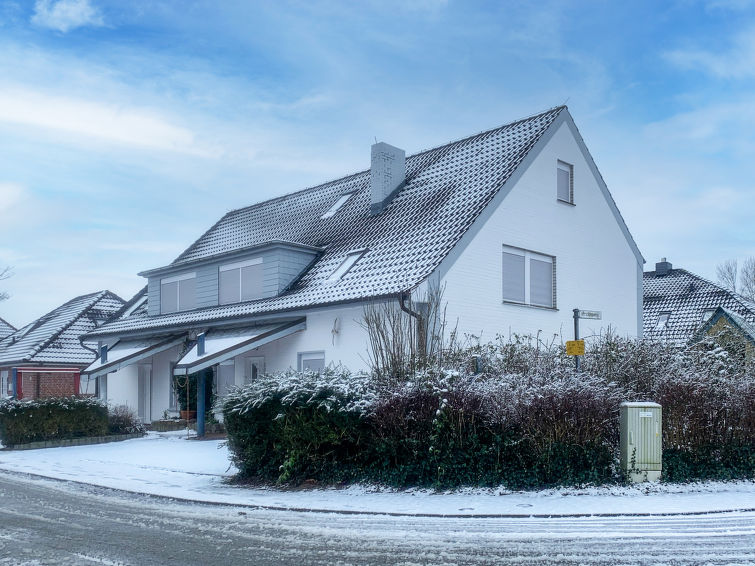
[0,472,753,565]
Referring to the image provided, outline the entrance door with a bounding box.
[217,361,235,398]
[137,365,152,422]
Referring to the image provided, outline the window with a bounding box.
[161,272,196,314]
[244,356,265,384]
[655,312,671,330]
[557,160,573,204]
[0,370,7,398]
[328,249,366,282]
[298,351,325,372]
[219,257,263,304]
[700,309,716,324]
[321,193,354,219]
[502,245,555,308]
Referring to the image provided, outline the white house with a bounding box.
[83,106,644,423]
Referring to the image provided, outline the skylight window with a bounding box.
[321,193,353,219]
[700,308,716,323]
[327,250,366,281]
[655,312,671,330]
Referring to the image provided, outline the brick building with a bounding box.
[0,291,124,399]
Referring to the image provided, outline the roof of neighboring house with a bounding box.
[89,106,640,339]
[643,265,755,346]
[0,317,14,340]
[689,306,755,346]
[0,291,125,366]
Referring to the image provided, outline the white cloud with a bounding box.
[0,182,25,213]
[31,0,103,33]
[0,87,215,156]
[665,26,755,79]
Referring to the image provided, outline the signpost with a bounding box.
[570,308,602,371]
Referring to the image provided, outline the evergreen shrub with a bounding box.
[0,396,108,445]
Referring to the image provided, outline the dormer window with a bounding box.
[161,272,196,314]
[700,309,716,324]
[557,160,574,204]
[321,193,354,219]
[328,249,366,281]
[219,257,263,304]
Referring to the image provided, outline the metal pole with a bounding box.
[573,308,580,373]
[196,371,206,438]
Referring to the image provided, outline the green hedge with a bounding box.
[0,397,109,445]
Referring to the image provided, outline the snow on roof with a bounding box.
[0,291,125,366]
[0,317,15,340]
[92,107,568,338]
[643,267,755,346]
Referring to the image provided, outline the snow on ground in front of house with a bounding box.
[0,431,753,517]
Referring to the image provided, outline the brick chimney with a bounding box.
[370,142,405,215]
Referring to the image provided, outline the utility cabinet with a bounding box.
[620,401,662,483]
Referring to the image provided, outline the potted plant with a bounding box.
[172,369,214,420]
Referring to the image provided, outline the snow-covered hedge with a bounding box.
[223,335,755,487]
[0,396,108,445]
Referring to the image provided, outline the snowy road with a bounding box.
[1,472,754,565]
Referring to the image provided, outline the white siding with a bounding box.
[437,121,640,342]
[105,364,139,416]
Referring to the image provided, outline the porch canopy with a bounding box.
[172,319,305,376]
[84,335,186,379]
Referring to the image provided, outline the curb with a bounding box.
[4,469,754,519]
[2,432,144,451]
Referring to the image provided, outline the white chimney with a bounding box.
[370,142,405,215]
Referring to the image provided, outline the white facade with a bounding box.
[434,120,641,344]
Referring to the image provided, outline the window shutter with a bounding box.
[557,167,571,202]
[240,263,264,301]
[502,252,525,303]
[161,281,178,314]
[219,268,240,304]
[529,258,553,307]
[178,277,196,311]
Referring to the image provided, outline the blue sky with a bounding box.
[1,0,754,327]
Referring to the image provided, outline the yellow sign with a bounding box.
[566,340,585,356]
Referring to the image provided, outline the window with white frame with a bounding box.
[655,312,671,330]
[502,245,556,308]
[160,272,196,314]
[219,257,264,304]
[244,356,265,384]
[557,160,573,204]
[700,308,716,324]
[298,351,325,372]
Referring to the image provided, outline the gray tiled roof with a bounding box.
[643,268,755,346]
[0,291,125,366]
[0,317,14,340]
[91,107,569,338]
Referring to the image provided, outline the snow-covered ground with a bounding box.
[0,431,753,517]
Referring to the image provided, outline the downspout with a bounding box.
[399,291,426,361]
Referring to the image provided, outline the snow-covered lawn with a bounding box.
[0,431,753,517]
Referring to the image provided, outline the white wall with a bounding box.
[437,121,641,344]
[105,364,138,415]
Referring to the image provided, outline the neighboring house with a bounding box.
[0,317,15,340]
[690,306,755,361]
[84,106,644,423]
[643,258,755,347]
[0,291,125,399]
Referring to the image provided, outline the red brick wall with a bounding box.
[21,372,78,399]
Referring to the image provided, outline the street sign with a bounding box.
[566,339,585,356]
[576,309,602,320]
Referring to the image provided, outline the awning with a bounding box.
[84,335,186,378]
[173,319,305,376]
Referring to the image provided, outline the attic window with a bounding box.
[219,257,264,305]
[321,193,353,219]
[655,312,671,330]
[700,309,716,323]
[161,272,196,314]
[327,249,366,281]
[557,160,574,204]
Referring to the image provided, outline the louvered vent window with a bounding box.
[502,245,556,308]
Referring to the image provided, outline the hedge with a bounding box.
[223,335,755,488]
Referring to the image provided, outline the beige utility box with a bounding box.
[620,401,662,483]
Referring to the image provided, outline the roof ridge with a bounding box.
[27,291,109,361]
[172,105,566,265]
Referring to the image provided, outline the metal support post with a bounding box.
[573,308,580,372]
[196,372,206,438]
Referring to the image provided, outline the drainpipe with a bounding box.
[11,368,17,400]
[399,292,426,360]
